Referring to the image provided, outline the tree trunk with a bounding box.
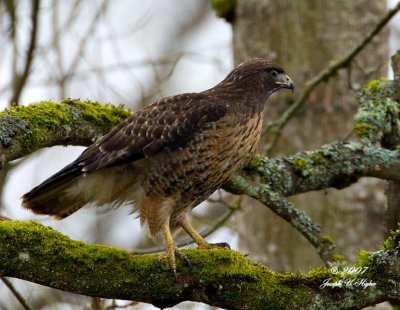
[233,0,388,270]
[385,53,400,234]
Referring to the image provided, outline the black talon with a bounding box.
[175,249,192,268]
[210,242,231,249]
[183,256,192,268]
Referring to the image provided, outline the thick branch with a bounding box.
[225,142,400,198]
[0,220,399,309]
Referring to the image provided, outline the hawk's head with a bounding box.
[223,58,294,98]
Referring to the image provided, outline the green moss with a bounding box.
[321,235,334,246]
[63,99,130,129]
[247,154,263,170]
[364,78,389,94]
[307,267,339,283]
[292,157,313,177]
[352,122,375,140]
[211,0,237,22]
[292,157,308,171]
[1,101,72,150]
[383,235,395,251]
[309,152,327,165]
[332,254,346,264]
[356,249,371,267]
[381,227,400,251]
[9,101,71,127]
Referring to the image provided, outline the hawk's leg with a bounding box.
[179,216,231,249]
[179,216,210,248]
[156,222,191,277]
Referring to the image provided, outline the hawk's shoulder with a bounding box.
[78,92,230,173]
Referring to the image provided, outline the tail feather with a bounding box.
[22,161,142,219]
[21,161,84,218]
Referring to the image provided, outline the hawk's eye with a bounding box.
[270,70,278,78]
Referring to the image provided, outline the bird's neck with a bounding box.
[203,82,268,115]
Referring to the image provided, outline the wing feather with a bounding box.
[78,93,229,173]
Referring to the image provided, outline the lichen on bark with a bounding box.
[353,79,400,144]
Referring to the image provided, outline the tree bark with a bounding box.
[233,0,389,270]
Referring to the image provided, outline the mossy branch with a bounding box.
[228,142,400,197]
[0,220,399,309]
[0,99,131,166]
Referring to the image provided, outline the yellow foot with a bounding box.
[155,246,191,278]
[179,216,231,250]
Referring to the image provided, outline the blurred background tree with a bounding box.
[234,0,388,270]
[0,0,399,309]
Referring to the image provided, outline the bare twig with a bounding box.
[1,277,33,310]
[90,297,105,310]
[106,301,139,309]
[0,214,11,221]
[61,0,110,86]
[263,1,400,154]
[9,0,40,106]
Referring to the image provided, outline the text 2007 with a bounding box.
[330,267,369,275]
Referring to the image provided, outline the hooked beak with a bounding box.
[276,73,295,93]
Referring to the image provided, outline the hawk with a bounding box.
[22,58,294,274]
